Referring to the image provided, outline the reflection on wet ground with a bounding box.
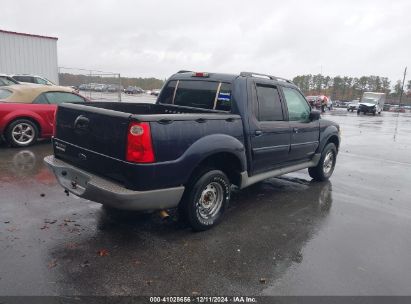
[1,111,411,295]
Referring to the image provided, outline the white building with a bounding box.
[0,29,59,84]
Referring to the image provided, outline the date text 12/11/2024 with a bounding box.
[149,296,257,303]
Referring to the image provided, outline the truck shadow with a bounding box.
[48,176,333,295]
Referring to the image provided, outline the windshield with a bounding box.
[361,98,377,104]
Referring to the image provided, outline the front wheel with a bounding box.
[308,143,337,181]
[179,169,231,231]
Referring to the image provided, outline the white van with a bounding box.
[358,92,386,115]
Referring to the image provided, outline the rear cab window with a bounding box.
[158,79,232,112]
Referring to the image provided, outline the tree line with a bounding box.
[292,74,410,101]
[59,73,164,90]
[59,72,411,102]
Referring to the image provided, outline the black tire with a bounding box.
[5,119,39,147]
[308,143,337,181]
[357,110,360,115]
[179,169,231,231]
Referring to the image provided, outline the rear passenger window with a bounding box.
[256,84,284,121]
[159,80,232,111]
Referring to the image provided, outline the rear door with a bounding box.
[281,86,319,162]
[249,79,291,174]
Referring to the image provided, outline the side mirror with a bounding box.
[309,109,321,121]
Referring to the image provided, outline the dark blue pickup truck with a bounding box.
[44,71,340,231]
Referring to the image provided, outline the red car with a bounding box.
[0,84,88,147]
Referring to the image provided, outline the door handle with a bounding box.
[255,130,263,136]
[293,128,299,133]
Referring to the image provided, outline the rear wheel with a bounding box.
[6,119,38,147]
[179,169,231,231]
[308,143,337,181]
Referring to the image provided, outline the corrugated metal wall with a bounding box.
[0,31,58,84]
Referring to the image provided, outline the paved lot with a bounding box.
[0,110,410,296]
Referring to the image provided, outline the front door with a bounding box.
[281,86,319,162]
[249,81,291,174]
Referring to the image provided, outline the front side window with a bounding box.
[45,92,85,104]
[35,77,48,85]
[282,87,311,121]
[255,84,284,121]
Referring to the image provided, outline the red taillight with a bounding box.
[126,122,155,163]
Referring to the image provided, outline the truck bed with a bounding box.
[53,102,243,190]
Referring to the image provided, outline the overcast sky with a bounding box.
[2,0,410,82]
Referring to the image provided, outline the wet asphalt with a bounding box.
[0,110,410,296]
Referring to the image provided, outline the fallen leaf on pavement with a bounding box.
[80,260,90,268]
[97,249,109,257]
[48,260,57,268]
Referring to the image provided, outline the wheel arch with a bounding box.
[318,125,340,153]
[187,152,245,187]
[326,134,340,151]
[5,116,42,136]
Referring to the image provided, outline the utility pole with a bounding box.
[118,73,122,102]
[320,65,323,95]
[394,67,407,141]
[399,67,407,108]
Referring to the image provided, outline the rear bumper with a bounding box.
[43,155,185,211]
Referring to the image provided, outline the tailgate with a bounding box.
[55,103,131,160]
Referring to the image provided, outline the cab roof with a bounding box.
[170,70,296,87]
